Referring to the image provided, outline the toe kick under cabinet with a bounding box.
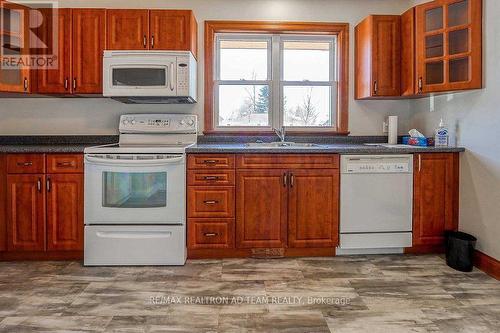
[187,153,340,258]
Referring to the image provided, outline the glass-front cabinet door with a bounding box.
[416,0,482,94]
[0,1,31,93]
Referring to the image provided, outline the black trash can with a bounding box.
[445,231,477,272]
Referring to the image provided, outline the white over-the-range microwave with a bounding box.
[103,50,197,104]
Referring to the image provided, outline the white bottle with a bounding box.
[435,118,449,147]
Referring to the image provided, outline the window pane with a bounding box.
[219,39,268,80]
[283,41,330,81]
[283,86,332,127]
[102,172,167,208]
[218,85,269,127]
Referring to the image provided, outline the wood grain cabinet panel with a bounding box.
[106,9,149,50]
[236,154,339,169]
[0,155,6,251]
[150,10,197,57]
[413,153,459,246]
[236,169,288,248]
[36,8,72,94]
[7,174,46,251]
[288,169,339,248]
[47,154,83,173]
[355,15,401,99]
[7,154,45,174]
[188,219,234,249]
[188,187,235,218]
[72,9,106,94]
[188,154,235,169]
[46,174,83,251]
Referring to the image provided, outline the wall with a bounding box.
[0,0,412,135]
[409,0,500,259]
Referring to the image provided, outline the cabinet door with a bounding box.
[372,16,401,97]
[0,1,32,93]
[149,10,197,57]
[106,9,149,50]
[236,170,288,248]
[7,175,45,251]
[288,169,339,248]
[413,153,459,246]
[37,8,72,94]
[72,9,105,94]
[46,174,83,251]
[0,155,6,251]
[416,0,482,93]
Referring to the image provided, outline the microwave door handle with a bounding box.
[85,155,184,166]
[169,62,175,91]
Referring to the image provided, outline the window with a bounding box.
[205,21,349,134]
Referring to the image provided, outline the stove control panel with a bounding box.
[119,114,197,133]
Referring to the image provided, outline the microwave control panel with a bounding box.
[176,58,190,96]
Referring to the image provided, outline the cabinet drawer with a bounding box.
[47,154,84,173]
[188,187,235,218]
[236,154,339,169]
[188,219,234,249]
[7,154,45,174]
[188,154,235,169]
[187,170,235,186]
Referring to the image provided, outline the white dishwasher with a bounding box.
[338,155,413,255]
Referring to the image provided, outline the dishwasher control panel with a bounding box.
[341,155,413,174]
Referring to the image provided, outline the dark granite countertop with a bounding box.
[0,135,465,154]
[186,143,465,154]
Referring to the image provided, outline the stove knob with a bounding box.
[131,119,136,125]
[123,119,129,125]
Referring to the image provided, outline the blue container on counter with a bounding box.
[402,136,429,147]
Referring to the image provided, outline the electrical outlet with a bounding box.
[382,121,389,133]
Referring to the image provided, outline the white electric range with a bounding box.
[83,114,197,266]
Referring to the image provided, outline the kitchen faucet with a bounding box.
[274,127,286,143]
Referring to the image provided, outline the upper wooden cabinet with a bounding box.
[415,0,482,93]
[413,153,459,246]
[0,1,34,93]
[355,0,482,99]
[0,155,6,252]
[355,15,401,99]
[106,9,149,50]
[106,9,198,58]
[37,8,105,94]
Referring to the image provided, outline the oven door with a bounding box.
[84,154,185,225]
[103,54,177,97]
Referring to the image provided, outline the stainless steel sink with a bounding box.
[245,142,322,148]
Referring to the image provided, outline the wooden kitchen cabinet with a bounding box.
[149,10,198,57]
[236,169,288,248]
[355,15,401,99]
[412,153,459,247]
[106,9,149,50]
[71,9,106,94]
[0,155,7,252]
[37,8,105,94]
[415,0,482,94]
[288,169,339,248]
[36,8,72,94]
[46,173,84,251]
[0,1,34,93]
[7,174,46,251]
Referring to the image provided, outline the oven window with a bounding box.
[102,172,167,208]
[112,68,166,86]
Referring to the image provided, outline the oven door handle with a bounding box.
[96,231,172,239]
[85,155,184,166]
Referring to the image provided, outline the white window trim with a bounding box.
[214,33,337,132]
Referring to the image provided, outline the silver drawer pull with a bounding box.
[203,200,219,205]
[203,176,220,181]
[56,161,74,167]
[203,160,218,164]
[204,232,218,237]
[17,161,33,167]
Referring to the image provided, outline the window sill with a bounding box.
[202,130,350,136]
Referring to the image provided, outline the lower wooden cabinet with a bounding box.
[2,154,84,258]
[46,174,84,251]
[7,174,46,251]
[0,155,6,252]
[412,153,459,247]
[236,169,288,248]
[288,169,339,248]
